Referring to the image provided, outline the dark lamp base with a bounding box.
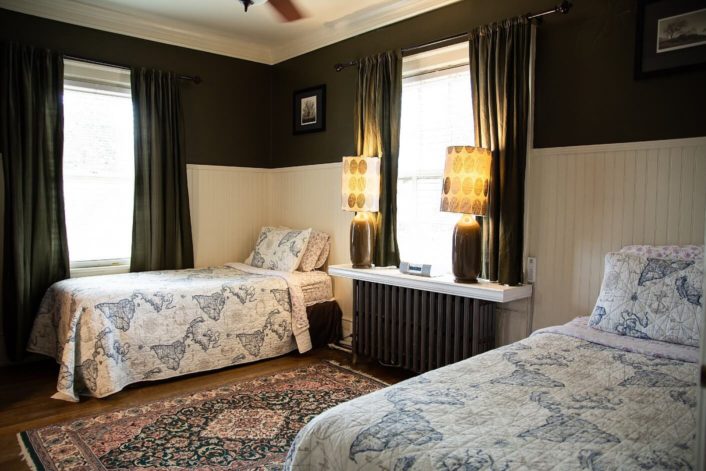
[455,276,479,284]
[350,212,375,268]
[452,214,482,283]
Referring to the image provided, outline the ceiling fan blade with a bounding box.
[268,0,304,22]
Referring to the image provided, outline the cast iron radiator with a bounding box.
[352,280,496,373]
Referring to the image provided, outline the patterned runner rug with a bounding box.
[18,361,385,470]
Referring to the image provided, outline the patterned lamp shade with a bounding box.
[440,146,492,216]
[341,156,380,212]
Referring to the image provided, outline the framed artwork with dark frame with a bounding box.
[635,0,706,78]
[293,85,326,134]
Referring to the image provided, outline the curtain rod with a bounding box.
[64,55,202,84]
[334,0,572,72]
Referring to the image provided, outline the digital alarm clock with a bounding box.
[399,261,444,277]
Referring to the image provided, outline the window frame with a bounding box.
[62,59,134,277]
[70,259,131,278]
[396,43,474,271]
[397,63,472,188]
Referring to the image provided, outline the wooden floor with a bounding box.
[0,347,413,470]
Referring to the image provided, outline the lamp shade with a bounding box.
[440,146,491,216]
[341,156,380,212]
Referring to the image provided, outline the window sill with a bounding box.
[70,264,130,278]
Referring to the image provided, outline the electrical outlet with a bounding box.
[527,257,537,283]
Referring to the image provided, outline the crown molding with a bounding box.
[269,0,464,64]
[0,0,274,64]
[0,0,464,65]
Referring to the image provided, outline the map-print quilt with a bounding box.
[285,318,698,470]
[28,265,312,402]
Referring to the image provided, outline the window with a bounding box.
[63,60,134,274]
[397,43,474,273]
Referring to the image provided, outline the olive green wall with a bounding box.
[0,8,272,168]
[271,0,706,167]
[3,1,705,170]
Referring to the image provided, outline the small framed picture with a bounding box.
[635,0,706,78]
[293,85,326,134]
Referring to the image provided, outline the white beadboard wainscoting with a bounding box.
[186,165,270,267]
[526,137,706,331]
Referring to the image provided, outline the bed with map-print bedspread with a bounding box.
[284,317,699,470]
[28,263,330,402]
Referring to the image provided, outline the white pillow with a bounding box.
[620,245,703,261]
[249,227,312,272]
[588,252,703,347]
[298,230,330,272]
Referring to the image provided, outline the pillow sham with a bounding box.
[249,227,312,272]
[620,244,703,261]
[314,241,331,269]
[299,230,330,272]
[243,225,291,266]
[588,252,703,347]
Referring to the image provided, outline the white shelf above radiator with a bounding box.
[328,264,532,303]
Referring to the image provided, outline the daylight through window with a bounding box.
[397,43,474,273]
[63,60,134,269]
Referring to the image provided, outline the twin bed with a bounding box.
[284,246,703,469]
[28,263,333,401]
[28,263,335,401]
[28,224,339,402]
[284,317,699,469]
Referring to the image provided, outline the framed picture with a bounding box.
[635,0,706,78]
[293,85,326,134]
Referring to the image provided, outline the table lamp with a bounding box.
[440,146,491,283]
[341,156,380,268]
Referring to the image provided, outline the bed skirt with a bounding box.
[306,300,343,348]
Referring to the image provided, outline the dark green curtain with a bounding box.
[0,42,69,361]
[355,50,402,267]
[130,68,193,272]
[469,19,532,285]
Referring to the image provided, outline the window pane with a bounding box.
[63,87,134,263]
[397,64,474,273]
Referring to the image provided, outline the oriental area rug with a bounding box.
[19,362,385,470]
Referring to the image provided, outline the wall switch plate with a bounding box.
[527,257,537,284]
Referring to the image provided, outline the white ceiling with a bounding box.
[0,0,464,64]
